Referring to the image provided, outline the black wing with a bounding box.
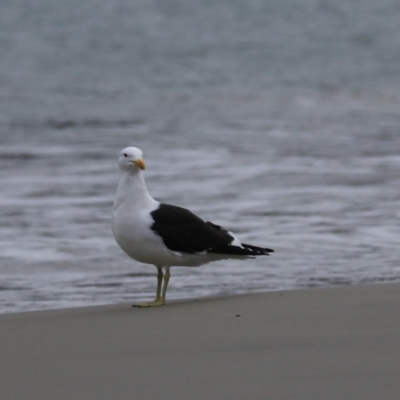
[150,203,274,256]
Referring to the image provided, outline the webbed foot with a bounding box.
[132,300,165,308]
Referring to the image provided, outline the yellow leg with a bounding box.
[155,268,163,301]
[161,267,170,304]
[133,267,170,308]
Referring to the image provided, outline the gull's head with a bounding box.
[118,147,146,172]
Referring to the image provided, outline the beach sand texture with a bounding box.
[1,283,400,400]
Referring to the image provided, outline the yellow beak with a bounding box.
[133,157,146,170]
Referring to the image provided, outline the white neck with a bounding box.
[113,169,157,211]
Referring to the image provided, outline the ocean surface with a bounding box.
[1,0,400,313]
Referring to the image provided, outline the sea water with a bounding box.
[1,0,400,313]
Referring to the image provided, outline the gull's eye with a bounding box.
[123,153,128,158]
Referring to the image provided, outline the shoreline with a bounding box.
[1,283,400,399]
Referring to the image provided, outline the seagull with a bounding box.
[112,147,274,307]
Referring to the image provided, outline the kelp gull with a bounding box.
[112,147,274,307]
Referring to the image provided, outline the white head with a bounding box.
[118,147,146,172]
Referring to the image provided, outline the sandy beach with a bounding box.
[1,283,400,400]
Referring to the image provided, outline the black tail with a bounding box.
[242,243,274,256]
[208,243,274,256]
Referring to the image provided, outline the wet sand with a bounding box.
[1,283,400,400]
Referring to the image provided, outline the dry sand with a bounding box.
[1,283,400,400]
